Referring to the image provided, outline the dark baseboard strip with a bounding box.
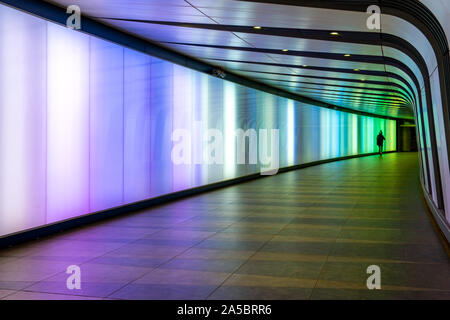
[0,151,394,248]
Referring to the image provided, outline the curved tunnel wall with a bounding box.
[419,0,450,230]
[381,1,450,232]
[0,4,397,238]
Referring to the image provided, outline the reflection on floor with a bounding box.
[0,153,449,300]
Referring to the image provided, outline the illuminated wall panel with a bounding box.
[339,113,348,157]
[420,94,437,203]
[149,58,173,198]
[0,4,397,237]
[204,77,224,185]
[351,114,358,155]
[123,49,151,203]
[416,105,430,192]
[298,105,320,164]
[0,6,46,235]
[330,110,340,158]
[320,108,331,159]
[89,38,124,212]
[286,100,295,166]
[223,82,236,179]
[172,64,194,192]
[198,74,210,186]
[46,24,90,224]
[430,70,450,223]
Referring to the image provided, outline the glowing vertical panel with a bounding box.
[224,82,236,178]
[416,109,430,191]
[287,99,295,165]
[385,120,389,150]
[430,70,450,222]
[382,120,387,149]
[89,38,124,212]
[359,116,364,153]
[369,118,373,152]
[330,110,340,157]
[150,58,173,197]
[46,24,90,223]
[339,112,347,157]
[307,105,321,162]
[381,119,387,150]
[295,102,306,163]
[388,120,397,151]
[200,74,209,185]
[245,89,259,174]
[421,96,436,199]
[259,93,277,172]
[191,72,201,187]
[352,114,358,155]
[383,120,388,151]
[361,117,367,153]
[173,65,193,191]
[320,108,331,159]
[124,48,151,203]
[0,6,46,235]
[367,117,375,153]
[205,76,223,184]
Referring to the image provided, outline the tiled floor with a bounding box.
[0,153,449,300]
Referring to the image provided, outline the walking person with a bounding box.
[377,130,386,156]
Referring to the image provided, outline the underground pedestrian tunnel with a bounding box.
[0,0,449,300]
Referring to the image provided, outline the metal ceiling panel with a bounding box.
[188,0,377,33]
[420,0,450,47]
[96,20,244,45]
[41,0,418,118]
[162,43,286,63]
[47,0,197,21]
[383,47,425,90]
[382,15,438,74]
[234,70,411,99]
[232,33,384,56]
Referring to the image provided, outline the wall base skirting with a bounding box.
[0,151,395,248]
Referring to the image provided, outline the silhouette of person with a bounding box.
[377,130,386,156]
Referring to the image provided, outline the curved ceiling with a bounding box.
[41,0,434,120]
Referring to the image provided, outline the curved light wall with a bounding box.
[0,4,396,237]
[382,8,450,227]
